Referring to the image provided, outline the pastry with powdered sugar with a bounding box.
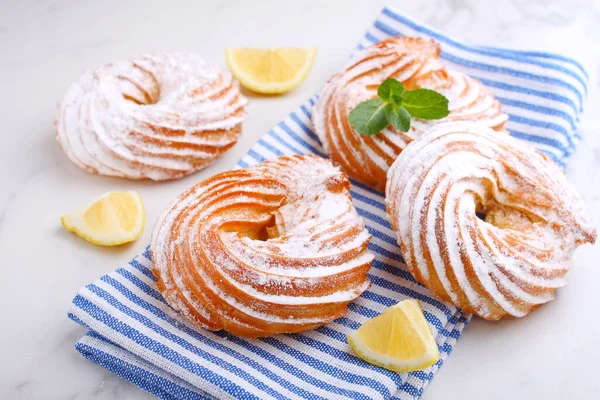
[313,36,507,191]
[386,122,596,320]
[55,52,247,180]
[151,155,374,337]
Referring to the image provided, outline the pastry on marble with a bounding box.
[385,121,596,320]
[313,36,508,191]
[55,53,247,180]
[151,155,373,337]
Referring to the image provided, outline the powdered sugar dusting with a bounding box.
[151,155,374,337]
[386,121,596,319]
[312,36,508,191]
[55,52,247,180]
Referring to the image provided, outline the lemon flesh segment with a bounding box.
[225,48,316,94]
[61,191,145,246]
[347,299,440,372]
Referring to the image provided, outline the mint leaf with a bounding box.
[385,104,411,132]
[347,98,388,135]
[402,88,450,119]
[348,78,449,136]
[377,78,404,104]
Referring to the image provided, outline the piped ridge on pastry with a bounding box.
[313,36,508,191]
[55,53,247,180]
[386,122,596,320]
[151,155,373,337]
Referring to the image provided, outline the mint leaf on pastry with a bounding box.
[347,98,388,135]
[402,88,450,120]
[377,78,404,104]
[347,78,449,135]
[385,103,411,132]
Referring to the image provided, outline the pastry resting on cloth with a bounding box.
[151,154,374,337]
[385,121,596,320]
[55,52,247,180]
[313,36,507,191]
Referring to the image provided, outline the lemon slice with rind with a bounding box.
[347,299,440,372]
[225,47,316,94]
[61,191,145,246]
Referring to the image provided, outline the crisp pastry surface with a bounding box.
[151,155,373,337]
[55,53,247,180]
[385,122,596,320]
[313,36,508,191]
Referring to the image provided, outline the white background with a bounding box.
[1,0,599,398]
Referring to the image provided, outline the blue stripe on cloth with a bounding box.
[289,113,321,143]
[276,121,328,157]
[496,97,577,130]
[76,345,201,400]
[68,312,89,328]
[115,268,164,301]
[115,260,407,396]
[115,260,427,394]
[119,250,454,348]
[129,259,157,281]
[77,332,208,400]
[141,246,152,260]
[380,7,589,79]
[99,274,352,399]
[106,267,395,398]
[73,292,268,399]
[372,21,585,107]
[371,258,414,283]
[350,190,387,212]
[68,5,587,400]
[476,77,581,116]
[508,114,574,148]
[509,131,572,159]
[356,207,393,233]
[480,47,588,78]
[258,335,393,399]
[257,138,285,157]
[246,148,266,162]
[267,129,304,155]
[351,179,385,197]
[299,104,313,119]
[312,325,424,383]
[378,7,588,93]
[356,290,458,336]
[365,225,398,247]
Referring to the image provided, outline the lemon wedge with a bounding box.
[225,47,316,94]
[61,191,145,246]
[347,299,439,372]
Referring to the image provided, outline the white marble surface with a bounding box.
[1,0,600,398]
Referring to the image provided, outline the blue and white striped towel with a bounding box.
[68,6,588,400]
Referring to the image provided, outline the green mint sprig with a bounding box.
[347,78,450,135]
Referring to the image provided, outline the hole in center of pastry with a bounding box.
[223,215,279,242]
[483,206,536,230]
[120,77,161,105]
[474,198,488,222]
[122,90,160,105]
[474,197,538,231]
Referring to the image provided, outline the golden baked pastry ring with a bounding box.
[55,53,247,180]
[386,122,596,319]
[313,36,507,191]
[151,155,373,337]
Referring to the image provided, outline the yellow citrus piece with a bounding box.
[225,47,316,94]
[347,299,440,372]
[61,191,145,246]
